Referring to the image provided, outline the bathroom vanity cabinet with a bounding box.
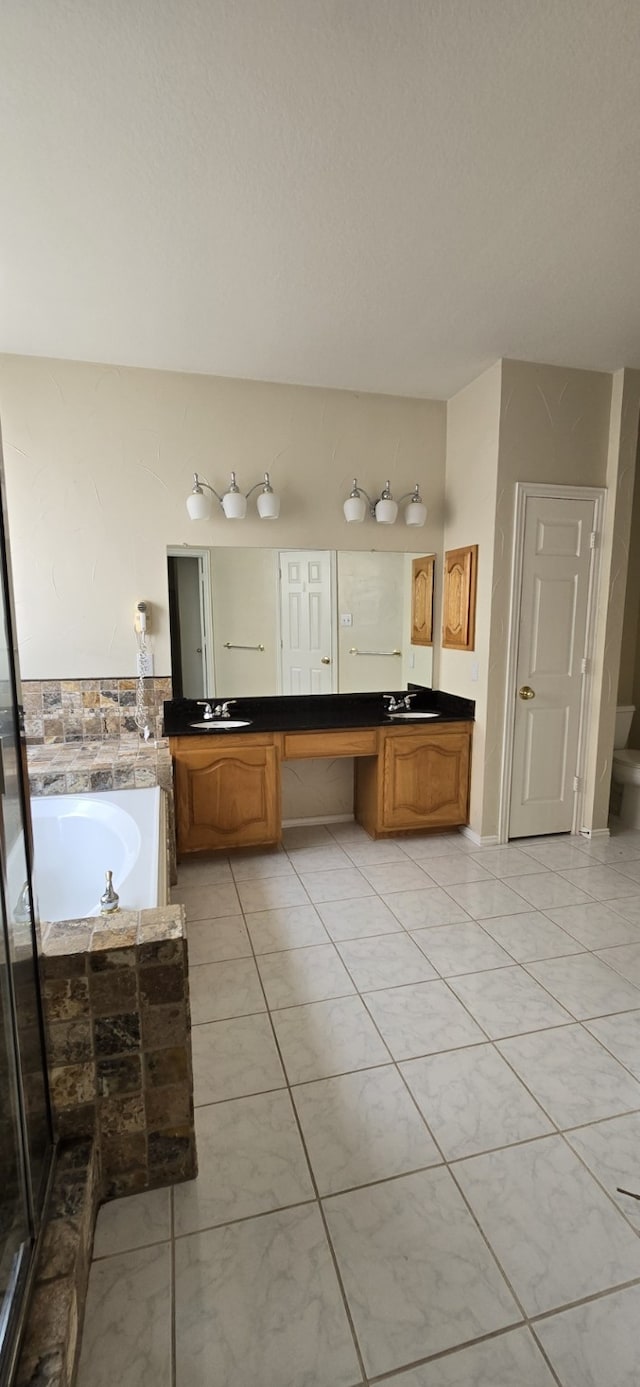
[170,720,473,854]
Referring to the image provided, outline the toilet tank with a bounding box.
[615,705,635,749]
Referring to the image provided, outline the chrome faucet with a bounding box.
[383,693,417,714]
[213,700,236,719]
[196,701,214,720]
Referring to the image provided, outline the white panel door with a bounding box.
[279,551,335,694]
[509,495,596,838]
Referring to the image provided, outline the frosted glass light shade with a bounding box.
[222,489,247,519]
[187,490,214,520]
[405,500,427,526]
[257,489,280,519]
[375,497,398,525]
[344,494,367,523]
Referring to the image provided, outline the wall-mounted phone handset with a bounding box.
[134,601,154,739]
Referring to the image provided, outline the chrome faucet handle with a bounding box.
[403,693,417,709]
[220,700,236,718]
[383,693,400,713]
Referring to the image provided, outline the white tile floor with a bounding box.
[78,822,640,1387]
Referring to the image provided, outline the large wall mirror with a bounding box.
[167,547,435,699]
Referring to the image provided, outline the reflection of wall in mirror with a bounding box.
[338,551,405,693]
[210,549,279,696]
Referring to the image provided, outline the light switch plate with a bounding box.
[471,661,479,682]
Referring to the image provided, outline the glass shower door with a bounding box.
[0,431,52,1383]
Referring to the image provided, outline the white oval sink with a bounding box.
[189,719,252,730]
[386,711,440,720]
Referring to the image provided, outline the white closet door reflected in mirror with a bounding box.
[167,547,434,699]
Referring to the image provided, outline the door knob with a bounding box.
[518,685,535,700]
[321,656,331,665]
[196,647,202,653]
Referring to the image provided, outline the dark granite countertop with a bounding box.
[163,688,475,738]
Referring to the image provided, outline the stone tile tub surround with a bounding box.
[23,675,172,744]
[41,906,196,1200]
[16,1137,100,1387]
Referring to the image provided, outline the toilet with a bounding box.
[612,705,640,827]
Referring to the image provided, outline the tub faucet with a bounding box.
[100,870,120,915]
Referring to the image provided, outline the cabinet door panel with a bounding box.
[382,732,470,829]
[175,745,279,851]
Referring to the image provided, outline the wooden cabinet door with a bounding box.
[175,744,280,852]
[382,730,470,830]
[411,556,434,646]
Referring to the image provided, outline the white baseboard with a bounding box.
[579,827,611,840]
[282,813,354,828]
[460,827,500,848]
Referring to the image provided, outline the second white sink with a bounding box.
[386,711,440,720]
[189,719,252,730]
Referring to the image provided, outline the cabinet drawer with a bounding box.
[282,728,378,760]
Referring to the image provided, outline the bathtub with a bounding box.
[30,787,166,923]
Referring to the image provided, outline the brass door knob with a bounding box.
[518,685,535,700]
[321,657,331,665]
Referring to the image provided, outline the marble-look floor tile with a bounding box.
[526,952,640,1019]
[468,846,545,878]
[544,900,640,950]
[559,865,640,900]
[186,914,251,964]
[605,893,640,926]
[336,933,437,991]
[381,1327,556,1386]
[191,1013,285,1105]
[567,1113,640,1228]
[410,921,513,976]
[282,824,333,850]
[257,942,356,1009]
[401,1044,552,1160]
[171,880,241,921]
[358,859,437,893]
[177,855,233,885]
[585,1010,640,1077]
[327,821,372,845]
[479,910,581,961]
[173,1091,314,1234]
[236,875,311,913]
[324,1167,518,1377]
[382,886,471,929]
[364,980,485,1060]
[456,1135,640,1315]
[575,834,640,864]
[174,1204,360,1387]
[444,878,533,919]
[516,840,594,871]
[189,957,266,1023]
[343,839,409,865]
[93,1188,171,1259]
[448,965,571,1039]
[245,904,329,954]
[497,1024,640,1127]
[293,1064,441,1195]
[284,844,351,873]
[299,866,375,903]
[596,940,640,986]
[77,1244,171,1387]
[418,853,494,887]
[272,994,389,1083]
[500,872,593,910]
[401,834,474,861]
[615,855,640,882]
[317,894,403,941]
[229,851,294,882]
[535,1282,640,1387]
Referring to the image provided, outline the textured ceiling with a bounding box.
[1,0,640,398]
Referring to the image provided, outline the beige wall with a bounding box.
[0,355,446,679]
[440,362,503,837]
[484,360,614,839]
[617,430,640,744]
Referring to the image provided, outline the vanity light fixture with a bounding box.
[186,472,281,522]
[343,479,427,528]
